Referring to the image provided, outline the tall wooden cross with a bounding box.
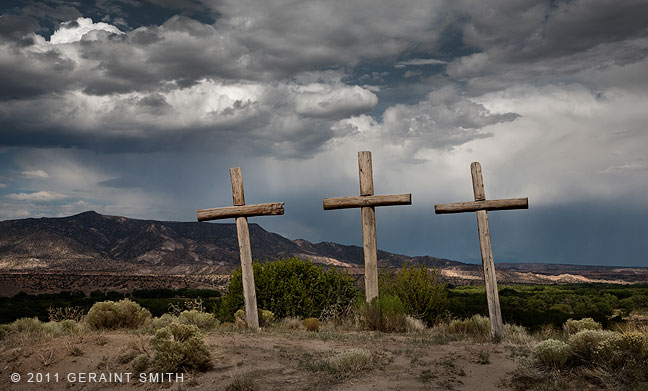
[323,151,411,302]
[197,167,284,330]
[434,162,528,340]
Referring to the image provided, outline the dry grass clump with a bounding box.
[225,371,257,391]
[446,315,490,340]
[85,299,151,330]
[178,310,219,330]
[149,322,211,373]
[1,317,84,346]
[563,317,602,335]
[502,323,535,346]
[302,317,320,332]
[305,348,373,377]
[281,316,303,330]
[405,316,426,332]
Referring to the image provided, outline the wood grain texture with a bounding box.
[361,206,378,302]
[358,151,374,196]
[197,203,285,221]
[323,194,411,210]
[230,167,245,206]
[434,198,528,214]
[236,216,259,330]
[476,210,504,340]
[471,162,486,201]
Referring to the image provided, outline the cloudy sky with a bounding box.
[1,0,647,267]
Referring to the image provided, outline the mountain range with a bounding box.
[0,211,645,295]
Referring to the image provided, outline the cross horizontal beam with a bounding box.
[197,202,285,221]
[434,197,528,214]
[323,194,411,210]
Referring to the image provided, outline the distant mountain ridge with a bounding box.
[0,211,455,273]
[0,211,646,295]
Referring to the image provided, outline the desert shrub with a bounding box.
[219,258,357,321]
[446,315,491,339]
[149,322,211,373]
[86,299,152,330]
[233,309,275,328]
[405,315,426,332]
[303,317,320,332]
[47,306,85,322]
[282,317,303,330]
[532,339,571,369]
[177,310,219,330]
[11,317,45,333]
[225,371,257,391]
[305,348,373,376]
[0,324,11,340]
[356,295,407,332]
[563,317,601,334]
[132,354,150,373]
[259,309,275,326]
[594,332,647,365]
[149,313,177,331]
[568,329,616,364]
[380,264,448,325]
[502,323,534,346]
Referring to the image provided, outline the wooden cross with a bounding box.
[197,167,284,330]
[434,162,528,340]
[323,151,411,302]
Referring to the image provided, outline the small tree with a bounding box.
[381,263,448,325]
[218,258,357,321]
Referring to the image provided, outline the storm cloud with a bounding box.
[1,0,647,266]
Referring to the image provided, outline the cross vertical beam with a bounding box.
[434,162,528,340]
[324,151,412,302]
[471,163,504,340]
[359,151,378,301]
[197,167,285,330]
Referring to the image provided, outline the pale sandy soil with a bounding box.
[0,328,524,391]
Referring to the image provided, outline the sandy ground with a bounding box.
[0,328,523,391]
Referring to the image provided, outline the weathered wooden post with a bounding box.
[434,162,528,340]
[197,167,284,330]
[323,151,411,302]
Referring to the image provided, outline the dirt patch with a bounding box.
[0,328,520,390]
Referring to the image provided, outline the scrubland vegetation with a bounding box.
[1,257,647,390]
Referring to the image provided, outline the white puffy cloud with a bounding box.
[21,169,49,179]
[6,191,67,201]
[49,17,123,44]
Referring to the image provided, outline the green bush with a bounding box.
[532,339,571,369]
[380,264,448,325]
[563,317,601,334]
[219,258,357,321]
[446,315,491,339]
[356,295,407,332]
[149,313,177,331]
[86,299,152,330]
[303,317,320,332]
[178,310,219,330]
[150,322,211,373]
